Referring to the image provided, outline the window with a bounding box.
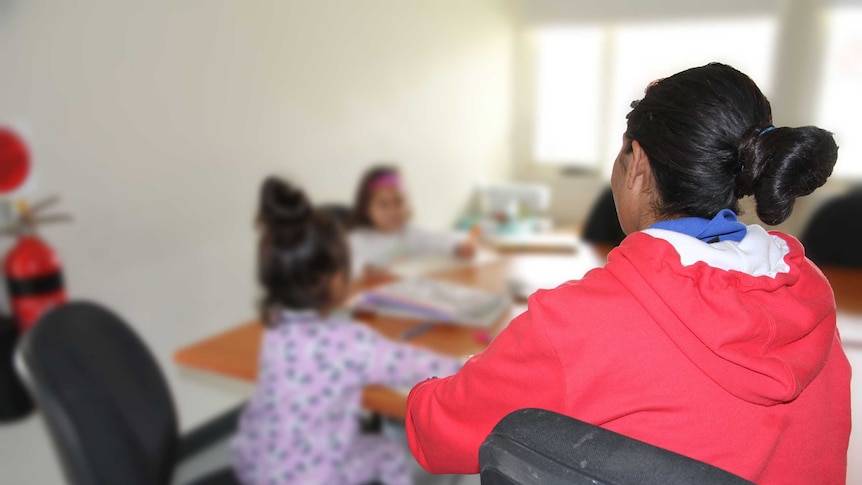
[534,27,605,166]
[533,17,778,174]
[816,5,862,178]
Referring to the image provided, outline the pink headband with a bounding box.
[370,173,402,191]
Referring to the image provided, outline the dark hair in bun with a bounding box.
[256,176,350,323]
[625,62,838,225]
[736,126,837,225]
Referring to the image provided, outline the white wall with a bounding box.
[0,0,514,444]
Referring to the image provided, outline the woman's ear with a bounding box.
[627,140,654,194]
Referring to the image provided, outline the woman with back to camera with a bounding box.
[404,63,851,484]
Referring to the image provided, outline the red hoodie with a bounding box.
[406,227,851,484]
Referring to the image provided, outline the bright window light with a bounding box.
[604,17,777,175]
[533,17,778,174]
[534,26,605,167]
[817,6,862,179]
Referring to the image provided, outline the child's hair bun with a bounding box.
[258,176,313,244]
[256,175,350,318]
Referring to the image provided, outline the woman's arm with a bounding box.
[405,308,565,474]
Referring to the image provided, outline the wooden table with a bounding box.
[174,249,609,419]
[174,249,861,419]
[823,267,862,315]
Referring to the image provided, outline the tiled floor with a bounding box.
[0,414,65,485]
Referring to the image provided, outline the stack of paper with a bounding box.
[357,277,511,328]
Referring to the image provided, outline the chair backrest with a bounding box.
[0,314,33,420]
[799,188,862,268]
[16,301,179,485]
[582,187,626,247]
[479,408,753,485]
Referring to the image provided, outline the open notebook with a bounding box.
[356,277,511,328]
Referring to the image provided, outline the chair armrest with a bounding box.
[172,403,244,485]
[177,403,244,461]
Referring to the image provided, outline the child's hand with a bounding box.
[362,264,394,281]
[455,241,476,260]
[455,224,480,260]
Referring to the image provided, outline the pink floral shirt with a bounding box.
[231,311,462,484]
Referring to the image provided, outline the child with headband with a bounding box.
[349,165,475,278]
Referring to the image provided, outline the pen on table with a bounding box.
[473,330,492,344]
[400,322,434,341]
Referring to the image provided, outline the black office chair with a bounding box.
[0,314,33,421]
[15,301,241,485]
[799,188,862,268]
[479,408,753,485]
[582,187,626,247]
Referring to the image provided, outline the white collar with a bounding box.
[641,225,790,278]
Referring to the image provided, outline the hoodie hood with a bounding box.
[606,226,837,406]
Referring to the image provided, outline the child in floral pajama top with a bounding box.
[232,311,461,484]
[232,177,461,485]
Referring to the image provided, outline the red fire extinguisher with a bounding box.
[3,198,69,332]
[5,235,66,331]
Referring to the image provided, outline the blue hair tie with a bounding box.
[759,126,776,136]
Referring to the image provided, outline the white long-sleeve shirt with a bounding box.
[349,225,462,277]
